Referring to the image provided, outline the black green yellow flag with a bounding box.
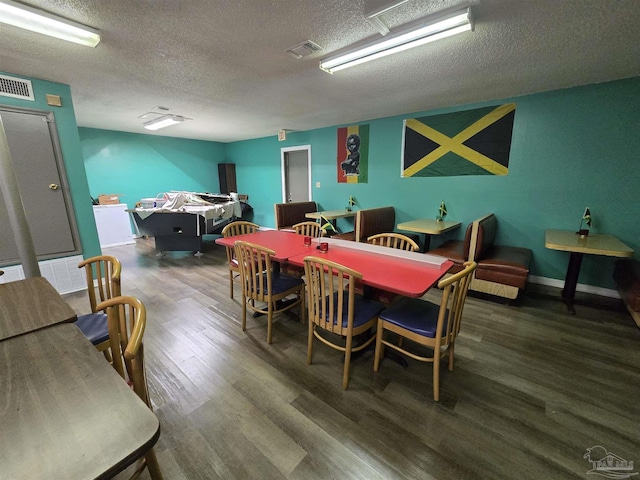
[402,104,516,177]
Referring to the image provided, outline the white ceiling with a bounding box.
[1,0,639,143]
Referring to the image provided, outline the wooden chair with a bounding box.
[221,221,260,298]
[304,256,386,389]
[292,221,322,238]
[95,296,163,480]
[368,232,419,252]
[373,261,477,401]
[234,240,306,344]
[74,255,121,356]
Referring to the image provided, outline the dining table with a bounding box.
[0,323,161,480]
[396,218,462,251]
[0,276,77,341]
[287,237,453,297]
[214,228,317,262]
[544,229,634,314]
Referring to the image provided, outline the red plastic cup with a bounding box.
[319,242,329,252]
[304,236,312,246]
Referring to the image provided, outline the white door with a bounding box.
[281,145,311,202]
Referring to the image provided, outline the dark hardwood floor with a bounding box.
[63,237,640,480]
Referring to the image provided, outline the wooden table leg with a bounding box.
[561,252,584,315]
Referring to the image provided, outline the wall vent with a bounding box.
[0,74,34,101]
[286,40,323,59]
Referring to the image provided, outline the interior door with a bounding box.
[281,145,311,203]
[0,107,80,266]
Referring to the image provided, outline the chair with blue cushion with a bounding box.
[96,295,163,479]
[221,221,260,299]
[373,261,477,401]
[74,255,121,356]
[234,240,305,344]
[303,256,386,389]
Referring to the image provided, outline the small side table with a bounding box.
[397,218,461,252]
[544,229,634,314]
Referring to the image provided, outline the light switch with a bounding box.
[316,182,321,188]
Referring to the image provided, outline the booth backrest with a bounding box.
[355,206,395,242]
[274,201,317,230]
[469,213,498,261]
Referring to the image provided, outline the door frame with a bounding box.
[0,105,81,265]
[280,145,312,202]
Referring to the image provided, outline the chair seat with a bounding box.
[254,272,305,295]
[325,291,385,328]
[74,312,109,345]
[379,297,448,338]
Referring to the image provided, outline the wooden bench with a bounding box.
[429,213,532,300]
[274,201,317,231]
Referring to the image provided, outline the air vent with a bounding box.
[286,40,323,59]
[0,74,34,101]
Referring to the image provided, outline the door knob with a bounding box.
[49,183,59,190]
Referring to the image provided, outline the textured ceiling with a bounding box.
[1,0,639,143]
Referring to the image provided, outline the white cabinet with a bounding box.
[92,204,135,248]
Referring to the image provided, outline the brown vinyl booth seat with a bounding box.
[613,259,640,327]
[274,201,317,231]
[429,213,532,300]
[333,206,396,242]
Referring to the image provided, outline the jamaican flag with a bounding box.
[337,124,369,184]
[402,103,516,177]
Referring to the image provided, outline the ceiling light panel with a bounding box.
[0,0,101,47]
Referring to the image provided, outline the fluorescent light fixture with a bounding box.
[320,7,473,73]
[0,0,101,47]
[143,115,185,131]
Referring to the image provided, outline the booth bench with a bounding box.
[613,259,640,327]
[274,201,317,231]
[429,213,532,301]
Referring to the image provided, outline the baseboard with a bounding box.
[528,275,620,299]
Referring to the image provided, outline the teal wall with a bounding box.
[227,78,639,290]
[78,78,638,290]
[0,72,101,261]
[79,128,226,209]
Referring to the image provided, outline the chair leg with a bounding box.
[307,323,314,365]
[373,323,384,372]
[144,447,163,480]
[241,294,247,331]
[267,301,274,344]
[433,350,441,402]
[343,334,353,389]
[228,270,234,298]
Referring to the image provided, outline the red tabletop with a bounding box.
[215,229,318,261]
[287,240,453,298]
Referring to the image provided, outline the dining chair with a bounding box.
[95,296,163,480]
[234,240,306,344]
[221,221,260,298]
[367,232,420,252]
[373,261,477,401]
[292,221,322,238]
[304,256,386,389]
[74,255,121,357]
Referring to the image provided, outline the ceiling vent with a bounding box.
[286,40,323,59]
[0,74,34,101]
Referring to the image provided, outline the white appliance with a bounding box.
[92,203,135,248]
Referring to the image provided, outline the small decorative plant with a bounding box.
[436,201,447,221]
[578,207,592,236]
[346,195,357,212]
[320,214,337,236]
